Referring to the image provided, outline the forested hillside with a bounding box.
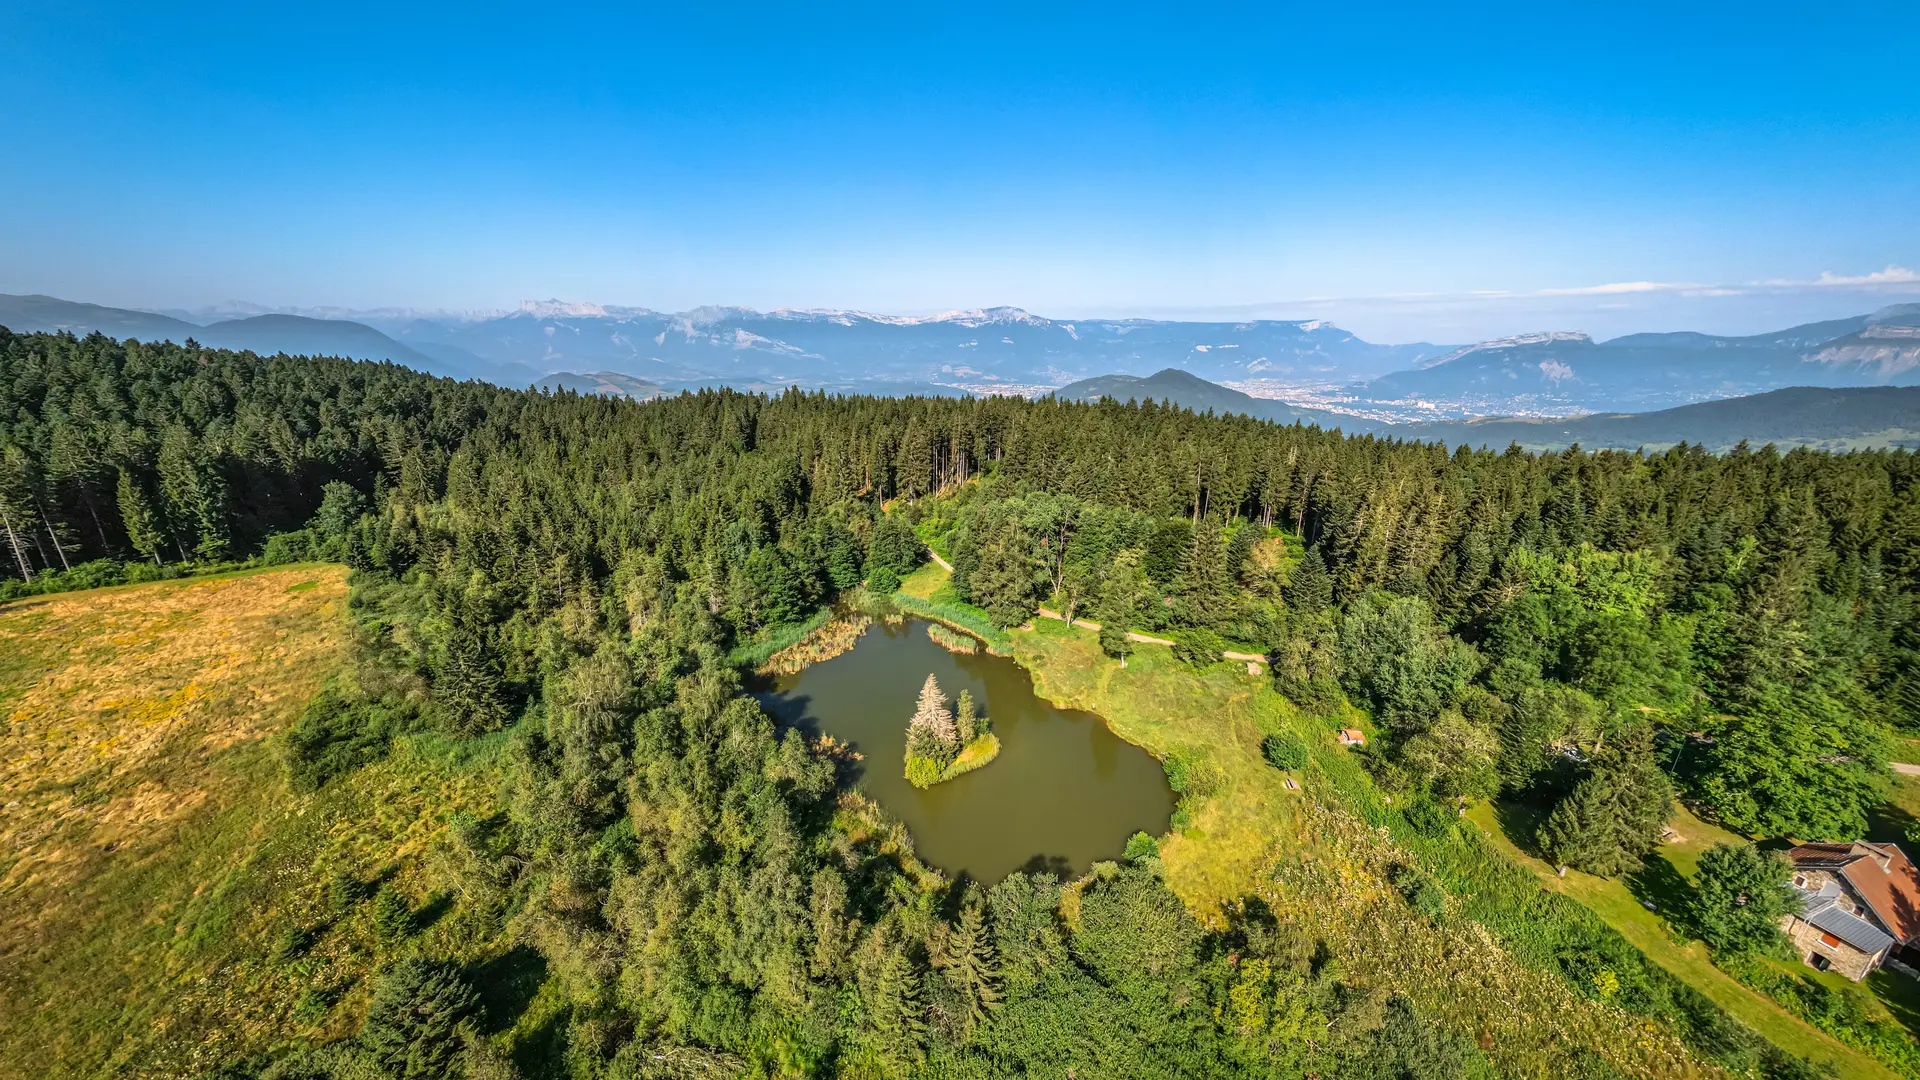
[5,326,1919,1078]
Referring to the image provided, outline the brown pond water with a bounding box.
[756,617,1174,882]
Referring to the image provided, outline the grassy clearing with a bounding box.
[1009,615,1737,1078]
[1467,802,1898,1080]
[940,733,999,780]
[0,566,509,1079]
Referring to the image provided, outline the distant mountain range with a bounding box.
[0,293,545,386]
[1367,304,1920,414]
[7,292,1920,428]
[535,371,668,399]
[1051,371,1920,454]
[0,293,1445,393]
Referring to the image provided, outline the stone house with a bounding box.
[1782,842,1920,981]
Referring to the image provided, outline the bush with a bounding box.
[327,870,365,914]
[372,886,415,943]
[1403,800,1456,839]
[1389,863,1446,920]
[1261,733,1308,770]
[270,923,317,964]
[867,565,902,595]
[904,755,944,789]
[1162,752,1216,795]
[1171,628,1223,668]
[1124,831,1160,861]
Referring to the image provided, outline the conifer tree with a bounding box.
[1289,546,1333,613]
[1096,548,1146,664]
[1175,516,1231,626]
[954,689,978,744]
[115,468,163,565]
[359,958,479,1080]
[944,902,1000,1028]
[1689,842,1794,957]
[906,674,956,762]
[867,941,926,1066]
[1538,724,1673,877]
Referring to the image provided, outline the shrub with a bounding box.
[1388,863,1446,920]
[270,923,317,964]
[1171,629,1223,668]
[904,755,944,789]
[1261,733,1308,770]
[1124,832,1160,861]
[867,565,902,595]
[327,869,366,914]
[1403,800,1455,839]
[372,886,415,942]
[285,688,411,791]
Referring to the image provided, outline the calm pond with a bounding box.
[756,617,1175,882]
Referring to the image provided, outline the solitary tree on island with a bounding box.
[907,674,958,762]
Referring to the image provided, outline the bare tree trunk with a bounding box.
[84,493,110,552]
[37,499,70,571]
[0,504,30,579]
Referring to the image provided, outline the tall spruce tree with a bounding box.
[944,902,1000,1029]
[1175,516,1231,626]
[115,468,163,565]
[1096,548,1147,664]
[1537,724,1673,877]
[954,689,978,744]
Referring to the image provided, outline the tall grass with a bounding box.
[725,605,837,668]
[890,584,1012,654]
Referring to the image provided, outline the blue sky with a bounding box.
[2,2,1916,342]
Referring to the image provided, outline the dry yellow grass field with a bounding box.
[0,566,507,1078]
[1,566,350,912]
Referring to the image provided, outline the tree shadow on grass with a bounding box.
[1490,799,1548,860]
[1867,967,1920,1042]
[1625,851,1696,938]
[403,891,454,936]
[469,944,549,1035]
[1867,795,1919,848]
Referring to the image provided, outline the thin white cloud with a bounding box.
[1813,265,1919,286]
[1537,280,1693,297]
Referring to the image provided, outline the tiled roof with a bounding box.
[1788,841,1920,945]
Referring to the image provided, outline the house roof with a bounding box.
[1788,841,1920,946]
[1796,880,1897,956]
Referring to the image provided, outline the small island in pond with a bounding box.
[904,674,998,788]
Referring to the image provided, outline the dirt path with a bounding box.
[1892,762,1920,777]
[922,545,1267,665]
[1033,606,1269,665]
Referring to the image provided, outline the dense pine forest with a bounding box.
[6,326,1920,1079]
